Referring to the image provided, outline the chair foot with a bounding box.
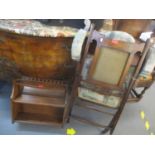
[100,128,110,134]
[110,128,114,135]
[66,116,71,123]
[67,118,70,123]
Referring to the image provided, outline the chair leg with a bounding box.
[67,117,70,123]
[110,127,115,135]
[101,127,110,134]
[101,124,115,135]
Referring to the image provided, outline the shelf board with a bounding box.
[15,112,63,126]
[13,94,65,108]
[23,86,65,98]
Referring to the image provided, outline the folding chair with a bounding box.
[68,26,154,134]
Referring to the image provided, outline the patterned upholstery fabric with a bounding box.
[101,30,135,43]
[78,87,121,108]
[0,19,78,37]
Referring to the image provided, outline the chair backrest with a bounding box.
[70,26,155,110]
[80,30,145,92]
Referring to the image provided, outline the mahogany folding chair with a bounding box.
[68,26,154,134]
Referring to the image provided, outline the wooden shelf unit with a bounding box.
[11,78,70,127]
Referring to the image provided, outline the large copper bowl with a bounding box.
[0,29,75,80]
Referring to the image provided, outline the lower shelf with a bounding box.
[14,112,63,126]
[11,82,68,126]
[12,102,65,126]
